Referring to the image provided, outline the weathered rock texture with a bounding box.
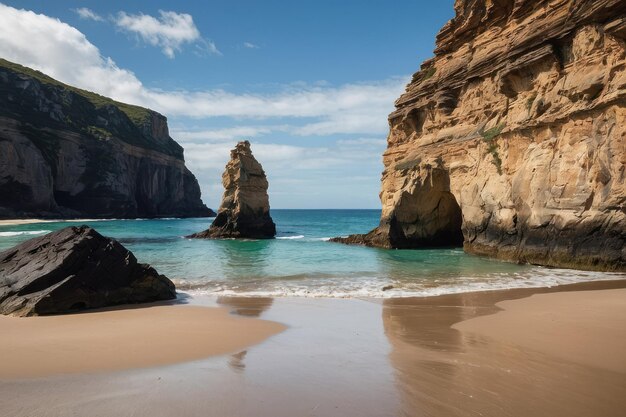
[333,0,626,271]
[0,226,176,316]
[191,141,276,239]
[0,58,214,219]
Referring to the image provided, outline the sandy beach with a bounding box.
[0,219,138,227]
[0,279,625,416]
[0,304,285,379]
[0,219,56,226]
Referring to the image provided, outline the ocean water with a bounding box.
[0,210,623,297]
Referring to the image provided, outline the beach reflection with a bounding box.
[382,291,626,417]
[227,350,247,372]
[216,297,274,317]
[217,296,274,376]
[383,294,482,353]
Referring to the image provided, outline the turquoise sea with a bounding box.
[0,210,622,297]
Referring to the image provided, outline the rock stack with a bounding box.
[191,141,276,239]
[0,226,176,316]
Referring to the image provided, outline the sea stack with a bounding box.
[333,0,626,272]
[191,141,276,239]
[0,226,176,316]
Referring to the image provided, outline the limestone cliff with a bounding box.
[334,0,626,271]
[0,58,214,219]
[191,141,276,239]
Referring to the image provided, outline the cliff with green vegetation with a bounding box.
[333,0,626,272]
[0,58,214,218]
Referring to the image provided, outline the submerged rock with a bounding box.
[0,226,176,316]
[190,141,276,239]
[334,0,626,272]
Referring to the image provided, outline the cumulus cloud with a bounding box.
[243,42,259,49]
[0,4,406,136]
[114,10,215,58]
[0,4,143,101]
[172,126,280,142]
[74,7,104,22]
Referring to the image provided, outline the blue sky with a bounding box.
[0,1,454,208]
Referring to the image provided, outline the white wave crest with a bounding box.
[0,230,51,237]
[276,235,305,240]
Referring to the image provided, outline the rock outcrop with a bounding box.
[0,58,214,219]
[333,0,626,271]
[0,226,176,316]
[190,141,276,239]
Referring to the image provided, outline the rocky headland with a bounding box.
[0,226,176,316]
[333,0,626,271]
[0,58,214,219]
[190,140,276,239]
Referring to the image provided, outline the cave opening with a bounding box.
[419,190,464,249]
[444,193,465,248]
[390,190,465,250]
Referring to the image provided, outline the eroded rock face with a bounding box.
[0,58,214,219]
[334,0,626,271]
[191,141,276,239]
[0,226,176,316]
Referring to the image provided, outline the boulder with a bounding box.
[190,141,276,239]
[0,226,176,316]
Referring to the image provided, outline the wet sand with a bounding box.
[0,305,285,378]
[453,287,626,372]
[383,279,626,417]
[1,279,625,417]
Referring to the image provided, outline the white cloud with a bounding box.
[194,38,221,56]
[141,77,405,137]
[114,10,212,58]
[0,4,406,136]
[243,42,259,49]
[181,139,384,172]
[171,126,280,142]
[74,7,104,22]
[0,4,143,101]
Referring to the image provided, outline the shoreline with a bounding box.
[0,219,60,226]
[1,279,625,416]
[0,217,215,226]
[0,218,130,226]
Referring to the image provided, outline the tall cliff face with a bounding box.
[335,0,626,271]
[0,58,214,219]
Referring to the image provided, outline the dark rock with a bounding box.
[190,141,276,239]
[0,226,176,316]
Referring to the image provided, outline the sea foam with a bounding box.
[0,230,51,237]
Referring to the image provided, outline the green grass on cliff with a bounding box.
[0,58,151,126]
[481,124,504,175]
[0,57,184,158]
